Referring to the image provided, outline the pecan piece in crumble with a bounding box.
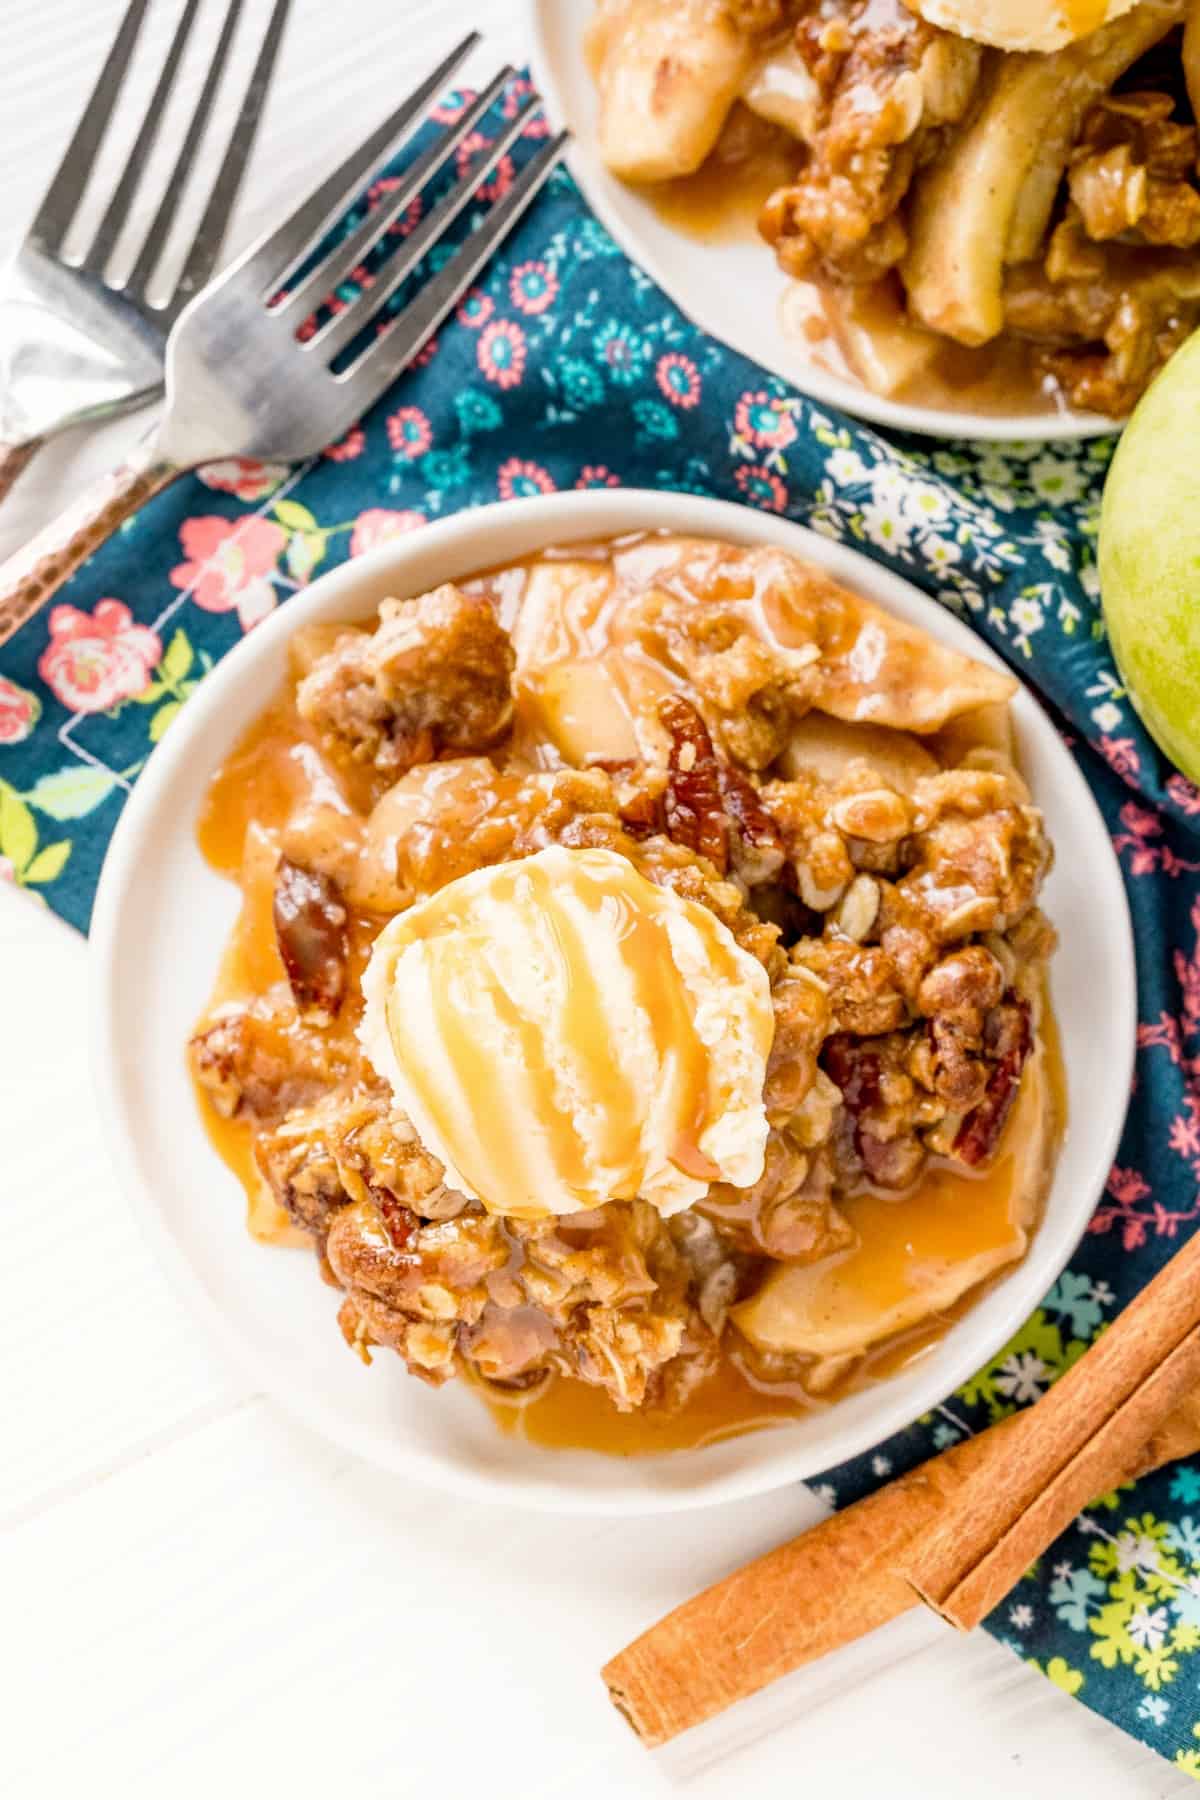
[660,694,785,882]
[273,857,348,1022]
[954,995,1033,1167]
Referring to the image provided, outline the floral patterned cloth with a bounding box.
[2,83,1200,1776]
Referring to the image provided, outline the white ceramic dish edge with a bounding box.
[525,0,1116,445]
[91,490,1136,1514]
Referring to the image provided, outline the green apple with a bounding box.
[1099,329,1200,784]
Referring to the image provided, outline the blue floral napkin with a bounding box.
[4,79,1200,1776]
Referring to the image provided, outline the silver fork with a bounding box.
[0,40,569,648]
[0,0,290,505]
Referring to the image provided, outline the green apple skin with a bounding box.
[1099,329,1200,785]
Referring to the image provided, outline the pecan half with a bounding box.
[273,857,349,1022]
[659,694,785,881]
[953,995,1033,1167]
[661,695,729,872]
[821,1032,882,1117]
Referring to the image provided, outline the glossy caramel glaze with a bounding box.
[630,106,1069,421]
[194,533,1065,1452]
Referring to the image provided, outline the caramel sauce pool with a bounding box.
[194,537,1065,1455]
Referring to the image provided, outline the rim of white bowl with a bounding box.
[91,490,1136,1513]
[524,0,1119,445]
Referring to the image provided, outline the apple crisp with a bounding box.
[588,0,1200,416]
[189,534,1061,1452]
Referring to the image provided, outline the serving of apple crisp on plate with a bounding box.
[91,490,1133,1508]
[538,0,1200,430]
[185,522,1063,1455]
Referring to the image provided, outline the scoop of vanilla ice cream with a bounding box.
[359,845,774,1219]
[907,0,1138,52]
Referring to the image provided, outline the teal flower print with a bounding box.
[558,356,604,410]
[1049,1566,1106,1631]
[576,217,619,258]
[419,443,471,490]
[632,397,677,442]
[454,389,503,436]
[1171,1468,1200,1506]
[595,318,650,386]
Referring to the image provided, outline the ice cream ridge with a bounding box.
[360,846,775,1220]
[907,0,1138,51]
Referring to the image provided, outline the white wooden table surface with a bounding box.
[0,4,1190,1795]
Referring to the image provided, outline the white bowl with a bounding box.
[526,0,1114,444]
[91,490,1135,1513]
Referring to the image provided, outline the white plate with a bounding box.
[92,489,1135,1514]
[526,0,1113,444]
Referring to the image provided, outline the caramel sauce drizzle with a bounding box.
[194,534,1064,1455]
[378,851,747,1213]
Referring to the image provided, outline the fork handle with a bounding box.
[0,439,43,508]
[0,438,181,649]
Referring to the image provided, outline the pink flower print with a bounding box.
[170,516,286,632]
[350,508,427,557]
[1108,1166,1151,1207]
[367,177,422,237]
[656,353,701,410]
[1111,799,1200,878]
[1119,801,1161,841]
[413,335,440,369]
[734,463,788,513]
[1137,1013,1181,1061]
[196,457,287,501]
[1090,1164,1155,1249]
[497,458,555,500]
[456,289,493,330]
[387,405,433,460]
[1113,799,1162,874]
[734,390,797,450]
[575,465,621,489]
[1098,734,1140,779]
[431,87,476,124]
[1167,772,1200,815]
[0,675,40,744]
[454,132,514,203]
[510,261,558,316]
[502,77,551,137]
[324,426,365,462]
[480,156,515,204]
[1170,1113,1200,1160]
[478,318,526,389]
[38,599,162,713]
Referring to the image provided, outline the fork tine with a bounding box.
[232,31,480,301]
[84,0,204,276]
[277,66,513,324]
[153,0,292,316]
[30,0,152,254]
[314,97,542,366]
[126,0,246,303]
[340,131,569,413]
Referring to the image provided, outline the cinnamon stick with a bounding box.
[602,1303,1200,1747]
[604,1418,1021,1748]
[903,1233,1200,1630]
